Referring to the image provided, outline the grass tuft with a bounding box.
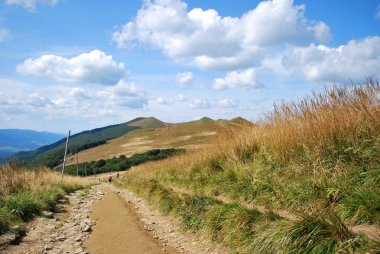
[4,192,43,222]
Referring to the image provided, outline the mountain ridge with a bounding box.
[65,116,250,165]
[7,116,249,167]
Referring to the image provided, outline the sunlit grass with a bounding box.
[0,163,93,235]
[120,79,380,253]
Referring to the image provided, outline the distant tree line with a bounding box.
[62,148,184,176]
[25,140,108,168]
[70,140,107,154]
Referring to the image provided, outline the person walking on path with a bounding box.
[116,171,120,179]
[108,173,112,183]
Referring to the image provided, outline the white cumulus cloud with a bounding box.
[282,36,380,82]
[112,0,329,71]
[16,50,126,85]
[0,78,149,129]
[5,0,58,12]
[310,21,331,42]
[176,72,194,86]
[217,99,239,108]
[213,68,261,90]
[97,80,148,108]
[156,97,171,105]
[189,98,211,109]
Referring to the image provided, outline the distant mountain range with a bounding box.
[0,129,65,158]
[64,116,252,166]
[6,117,168,167]
[5,116,250,168]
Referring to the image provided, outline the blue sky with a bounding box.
[0,0,379,133]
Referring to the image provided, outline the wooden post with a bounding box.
[76,153,79,176]
[61,130,71,183]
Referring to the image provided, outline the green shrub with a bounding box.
[250,212,366,254]
[178,195,210,231]
[337,187,380,224]
[38,187,65,211]
[4,192,43,221]
[61,183,82,194]
[206,203,261,247]
[0,207,15,234]
[285,213,362,254]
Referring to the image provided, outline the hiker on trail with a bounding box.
[116,171,120,179]
[108,173,112,183]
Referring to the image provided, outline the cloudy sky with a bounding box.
[0,0,379,133]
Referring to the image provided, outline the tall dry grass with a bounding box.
[209,79,380,162]
[0,163,92,195]
[263,79,380,159]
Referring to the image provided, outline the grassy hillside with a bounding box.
[0,163,92,237]
[8,118,161,168]
[65,117,242,165]
[119,80,380,253]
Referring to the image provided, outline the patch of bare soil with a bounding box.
[194,131,217,136]
[121,140,153,148]
[162,135,192,145]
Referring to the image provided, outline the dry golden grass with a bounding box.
[263,79,380,159]
[0,163,93,195]
[126,79,380,179]
[207,79,380,162]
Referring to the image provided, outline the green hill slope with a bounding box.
[9,117,166,168]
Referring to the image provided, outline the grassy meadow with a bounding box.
[0,163,92,237]
[119,80,380,253]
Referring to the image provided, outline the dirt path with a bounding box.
[2,183,225,254]
[1,187,100,254]
[84,186,178,254]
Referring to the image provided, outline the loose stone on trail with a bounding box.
[41,211,54,218]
